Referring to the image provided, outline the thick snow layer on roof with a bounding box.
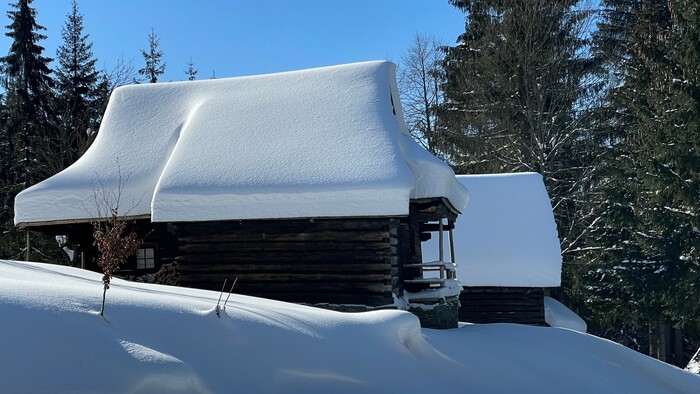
[3,260,700,393]
[422,173,562,287]
[15,61,467,225]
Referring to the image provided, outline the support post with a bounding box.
[448,225,456,279]
[25,231,30,261]
[438,220,445,279]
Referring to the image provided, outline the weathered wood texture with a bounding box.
[173,218,403,307]
[459,287,546,325]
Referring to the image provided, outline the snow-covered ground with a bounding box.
[2,260,698,394]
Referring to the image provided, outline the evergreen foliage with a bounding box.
[54,0,109,174]
[138,29,165,83]
[0,0,55,260]
[438,0,602,295]
[185,57,198,81]
[580,0,699,366]
[0,0,54,188]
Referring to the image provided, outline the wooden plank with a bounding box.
[179,230,390,243]
[177,250,389,264]
[17,214,151,228]
[175,218,393,236]
[180,272,391,283]
[179,281,393,293]
[179,241,391,254]
[178,262,391,273]
[227,292,395,307]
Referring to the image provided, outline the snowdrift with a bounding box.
[1,260,698,393]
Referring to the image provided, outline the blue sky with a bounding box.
[1,0,466,82]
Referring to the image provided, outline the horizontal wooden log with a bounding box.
[222,292,394,307]
[178,262,391,274]
[180,281,393,293]
[175,218,394,236]
[180,272,391,283]
[460,317,546,325]
[462,287,545,294]
[460,307,544,315]
[179,231,390,244]
[179,240,391,254]
[176,251,389,264]
[460,298,544,307]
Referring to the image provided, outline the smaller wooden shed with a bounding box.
[422,172,563,325]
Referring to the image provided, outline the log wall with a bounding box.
[172,218,403,307]
[459,287,546,325]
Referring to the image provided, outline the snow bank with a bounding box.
[14,61,467,225]
[1,260,699,393]
[688,348,700,374]
[544,296,587,333]
[422,173,562,287]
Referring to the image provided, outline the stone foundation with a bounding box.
[407,296,460,329]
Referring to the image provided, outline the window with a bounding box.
[136,247,156,270]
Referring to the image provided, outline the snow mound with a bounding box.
[544,296,587,333]
[2,260,699,393]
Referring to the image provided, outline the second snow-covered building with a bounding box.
[15,61,468,323]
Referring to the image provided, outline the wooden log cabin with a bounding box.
[14,61,469,327]
[422,173,568,326]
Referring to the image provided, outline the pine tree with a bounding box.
[53,0,107,173]
[138,29,165,83]
[0,0,55,259]
[185,57,197,81]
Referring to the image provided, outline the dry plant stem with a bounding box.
[215,278,227,318]
[223,277,238,311]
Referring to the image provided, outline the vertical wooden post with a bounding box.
[25,231,30,261]
[438,220,445,279]
[448,227,456,279]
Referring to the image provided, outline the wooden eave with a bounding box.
[16,214,152,229]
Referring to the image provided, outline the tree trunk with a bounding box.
[672,327,684,367]
[657,319,672,363]
[649,323,658,359]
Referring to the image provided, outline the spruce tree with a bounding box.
[438,0,601,287]
[185,57,198,81]
[584,0,700,366]
[54,0,106,173]
[0,0,54,188]
[138,29,165,83]
[0,0,55,260]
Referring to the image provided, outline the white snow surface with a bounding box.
[544,296,588,333]
[14,61,467,225]
[422,173,562,287]
[2,260,699,394]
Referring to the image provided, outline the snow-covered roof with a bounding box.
[422,173,562,287]
[15,61,467,225]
